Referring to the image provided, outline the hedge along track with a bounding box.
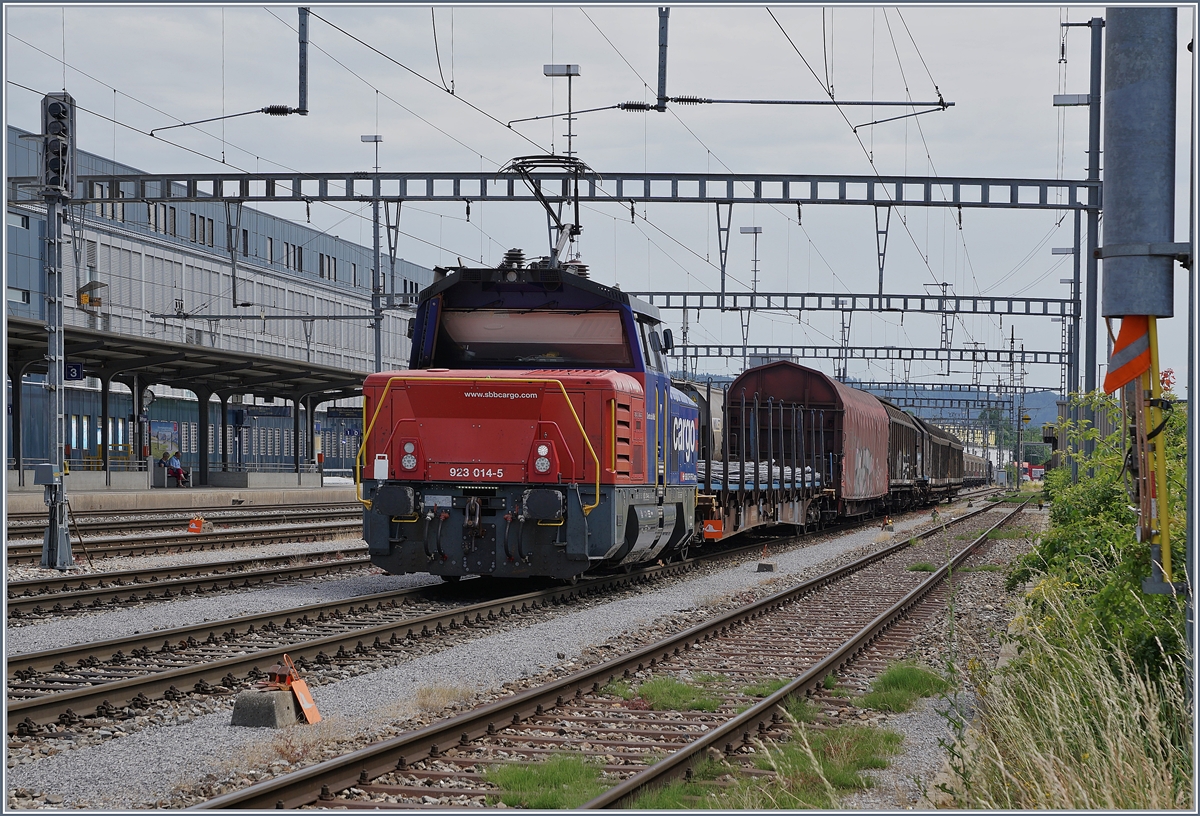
[5,521,362,566]
[186,500,1025,810]
[4,498,994,740]
[5,506,362,542]
[6,546,372,619]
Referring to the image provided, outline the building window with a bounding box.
[8,212,29,229]
[190,213,197,242]
[7,288,30,304]
[352,262,357,287]
[267,237,274,263]
[197,216,205,245]
[296,246,303,272]
[169,207,177,236]
[207,218,215,247]
[242,229,248,257]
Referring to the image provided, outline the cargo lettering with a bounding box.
[673,416,697,463]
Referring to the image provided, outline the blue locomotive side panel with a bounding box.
[668,387,699,486]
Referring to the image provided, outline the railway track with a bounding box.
[6,520,362,566]
[5,493,1004,739]
[6,502,359,529]
[171,500,1024,809]
[6,546,371,619]
[6,505,361,541]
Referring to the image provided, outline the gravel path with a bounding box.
[5,499,992,809]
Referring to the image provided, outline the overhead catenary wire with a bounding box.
[581,7,912,372]
[305,8,547,154]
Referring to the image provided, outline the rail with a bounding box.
[185,500,1011,809]
[356,376,601,516]
[582,499,1030,807]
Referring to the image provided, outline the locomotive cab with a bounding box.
[360,257,698,580]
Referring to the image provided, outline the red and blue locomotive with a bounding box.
[359,256,698,580]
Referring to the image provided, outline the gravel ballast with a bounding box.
[5,498,1000,809]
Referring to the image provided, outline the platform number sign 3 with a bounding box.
[64,363,84,381]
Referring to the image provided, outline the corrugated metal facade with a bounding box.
[5,125,434,378]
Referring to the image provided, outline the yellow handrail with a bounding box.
[357,375,602,516]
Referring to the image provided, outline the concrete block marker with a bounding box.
[757,562,776,572]
[230,690,297,728]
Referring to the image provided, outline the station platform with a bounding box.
[5,485,358,515]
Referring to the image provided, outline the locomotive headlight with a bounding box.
[401,454,418,470]
[534,456,552,474]
[536,443,550,457]
[403,442,415,453]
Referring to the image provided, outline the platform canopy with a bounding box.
[6,317,365,401]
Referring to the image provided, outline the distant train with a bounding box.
[359,260,985,581]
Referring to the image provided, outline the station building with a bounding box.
[6,124,433,490]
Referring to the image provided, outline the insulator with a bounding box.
[501,248,525,268]
[261,105,294,116]
[564,262,589,279]
[671,95,708,106]
[620,101,655,112]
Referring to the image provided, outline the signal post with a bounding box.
[36,92,76,569]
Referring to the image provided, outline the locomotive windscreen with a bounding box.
[432,309,634,368]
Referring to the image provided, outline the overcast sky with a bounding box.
[5,3,1196,394]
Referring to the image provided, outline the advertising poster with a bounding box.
[150,420,179,461]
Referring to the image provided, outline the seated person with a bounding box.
[167,451,190,487]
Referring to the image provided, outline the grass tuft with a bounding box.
[859,661,952,713]
[600,679,635,699]
[986,526,1034,540]
[485,754,605,809]
[413,683,474,713]
[637,676,724,712]
[906,562,937,572]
